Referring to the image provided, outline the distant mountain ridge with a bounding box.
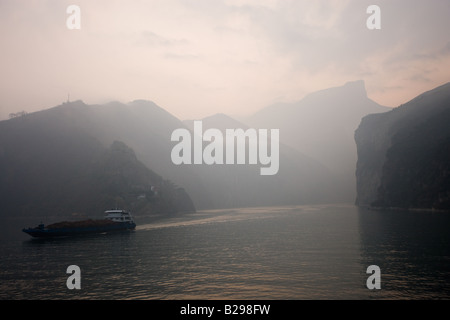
[183,112,341,208]
[245,80,391,201]
[0,102,195,219]
[0,80,400,220]
[355,82,450,210]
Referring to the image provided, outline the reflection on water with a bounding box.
[358,207,450,299]
[1,204,450,299]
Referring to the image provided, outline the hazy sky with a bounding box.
[1,0,450,120]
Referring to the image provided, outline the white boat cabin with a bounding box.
[104,210,134,223]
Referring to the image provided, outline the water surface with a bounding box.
[1,204,450,299]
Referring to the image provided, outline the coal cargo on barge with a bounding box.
[22,209,136,238]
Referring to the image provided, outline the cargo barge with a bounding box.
[22,209,136,238]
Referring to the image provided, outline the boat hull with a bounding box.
[23,222,136,238]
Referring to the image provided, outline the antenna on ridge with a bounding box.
[67,93,70,103]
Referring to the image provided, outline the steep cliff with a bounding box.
[355,82,450,210]
[247,80,390,202]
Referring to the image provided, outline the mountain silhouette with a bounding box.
[0,101,196,219]
[0,80,398,219]
[355,82,450,210]
[184,112,340,208]
[245,80,391,201]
